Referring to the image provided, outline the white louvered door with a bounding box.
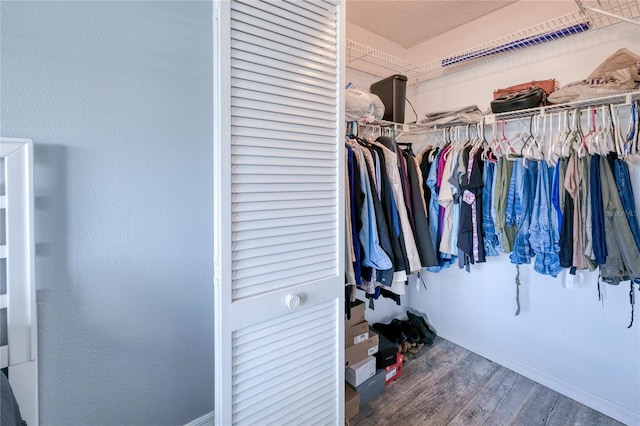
[214,1,344,425]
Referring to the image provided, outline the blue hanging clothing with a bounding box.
[529,160,562,276]
[614,158,640,252]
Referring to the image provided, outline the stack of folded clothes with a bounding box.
[420,105,483,126]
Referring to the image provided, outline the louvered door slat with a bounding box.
[231,78,335,107]
[234,362,334,407]
[245,389,335,426]
[232,1,336,43]
[233,262,335,293]
[215,0,343,424]
[233,228,336,250]
[230,57,336,92]
[232,97,336,122]
[232,18,336,53]
[232,27,335,65]
[231,56,335,85]
[282,0,336,20]
[232,181,336,193]
[233,245,335,272]
[232,64,338,95]
[232,189,335,204]
[233,220,334,240]
[233,206,335,224]
[232,104,336,129]
[233,134,333,155]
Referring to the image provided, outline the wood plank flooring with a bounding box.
[351,337,624,426]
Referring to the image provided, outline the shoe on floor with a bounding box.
[395,319,420,344]
[407,311,436,343]
[373,322,406,344]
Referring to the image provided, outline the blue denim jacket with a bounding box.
[482,161,500,256]
[529,160,562,276]
[509,160,537,265]
[614,158,640,252]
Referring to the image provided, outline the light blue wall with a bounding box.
[1,2,214,425]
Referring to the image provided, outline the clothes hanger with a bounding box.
[480,121,500,162]
[610,104,627,157]
[575,109,589,158]
[524,113,545,164]
[598,105,615,155]
[549,110,569,163]
[503,118,530,161]
[561,109,580,158]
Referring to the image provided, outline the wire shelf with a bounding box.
[346,0,640,84]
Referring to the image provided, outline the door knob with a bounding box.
[285,294,301,309]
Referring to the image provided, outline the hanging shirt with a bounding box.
[581,155,594,266]
[345,147,356,286]
[426,149,443,272]
[458,146,485,265]
[348,142,393,271]
[372,140,422,273]
[403,151,438,267]
[493,158,517,254]
[346,146,362,285]
[565,152,588,270]
[590,155,607,265]
[551,158,564,235]
[600,154,640,284]
[369,145,410,281]
[438,149,457,256]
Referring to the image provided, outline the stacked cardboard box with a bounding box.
[345,300,385,420]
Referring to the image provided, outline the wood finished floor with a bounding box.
[351,337,624,426]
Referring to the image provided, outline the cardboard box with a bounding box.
[345,299,366,328]
[355,369,385,406]
[345,330,379,368]
[345,321,369,347]
[346,356,376,388]
[384,352,403,385]
[345,384,360,420]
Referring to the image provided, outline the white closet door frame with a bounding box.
[0,137,38,426]
[214,1,345,425]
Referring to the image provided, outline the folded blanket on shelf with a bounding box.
[421,105,483,126]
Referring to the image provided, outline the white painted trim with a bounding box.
[437,326,640,426]
[212,1,233,424]
[183,411,214,426]
[1,137,38,426]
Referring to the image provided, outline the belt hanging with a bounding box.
[515,264,521,316]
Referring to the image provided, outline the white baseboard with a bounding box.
[437,327,640,426]
[184,411,214,426]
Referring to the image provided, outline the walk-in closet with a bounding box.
[342,1,640,426]
[3,1,640,425]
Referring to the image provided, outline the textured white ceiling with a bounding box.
[345,0,518,48]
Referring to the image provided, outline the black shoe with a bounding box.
[394,319,420,344]
[407,311,436,343]
[372,322,406,344]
